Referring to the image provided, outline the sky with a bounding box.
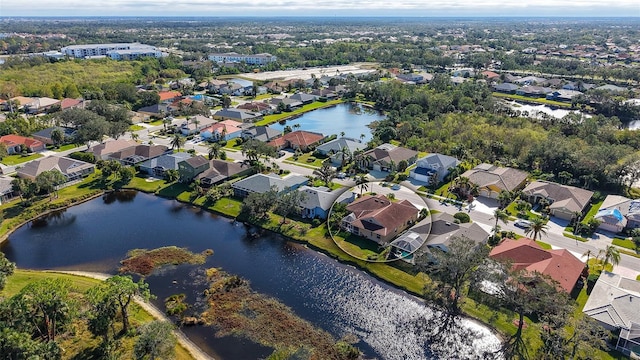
[1,0,639,17]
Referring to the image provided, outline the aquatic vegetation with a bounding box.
[120,246,213,276]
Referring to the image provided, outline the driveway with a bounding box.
[469,197,499,216]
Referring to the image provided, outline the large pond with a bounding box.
[1,192,500,359]
[270,103,384,141]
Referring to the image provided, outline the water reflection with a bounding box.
[102,190,137,204]
[30,209,76,229]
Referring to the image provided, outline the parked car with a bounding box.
[514,219,532,228]
[337,172,346,179]
[391,184,401,190]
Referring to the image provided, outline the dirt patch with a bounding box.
[120,246,213,276]
[201,268,360,359]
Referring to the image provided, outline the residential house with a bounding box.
[268,130,325,151]
[32,127,76,145]
[195,159,250,187]
[493,83,519,94]
[89,139,138,160]
[516,86,553,97]
[60,98,83,110]
[178,155,210,182]
[310,88,338,99]
[363,143,418,172]
[200,120,244,141]
[515,76,547,85]
[17,156,95,184]
[596,84,628,93]
[489,238,585,293]
[138,152,192,178]
[502,74,521,83]
[180,115,216,135]
[0,175,16,205]
[461,163,529,199]
[241,126,281,143]
[232,173,308,198]
[298,186,355,220]
[0,135,46,154]
[481,71,500,81]
[563,82,595,91]
[521,180,594,220]
[237,102,273,115]
[316,137,367,166]
[422,212,490,252]
[542,78,564,88]
[9,96,37,111]
[207,79,228,93]
[409,153,460,184]
[213,108,262,123]
[583,271,640,355]
[158,91,182,103]
[546,89,583,102]
[25,97,61,114]
[595,195,640,232]
[341,194,419,244]
[270,97,303,110]
[136,104,168,118]
[289,93,316,105]
[218,83,244,96]
[107,144,170,166]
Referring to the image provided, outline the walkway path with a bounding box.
[51,270,214,360]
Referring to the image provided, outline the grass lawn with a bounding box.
[311,179,342,190]
[129,124,146,131]
[1,153,43,165]
[209,197,243,217]
[243,94,272,101]
[156,183,191,199]
[492,92,573,108]
[124,176,171,193]
[535,240,552,249]
[292,152,326,168]
[582,200,604,223]
[563,232,590,243]
[52,143,80,152]
[1,269,195,360]
[223,138,243,151]
[254,99,343,126]
[147,119,165,126]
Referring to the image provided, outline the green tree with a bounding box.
[35,169,67,199]
[274,189,307,225]
[525,217,549,241]
[491,209,510,237]
[221,95,231,109]
[134,321,176,360]
[165,169,179,183]
[208,142,222,160]
[103,275,151,334]
[313,162,337,187]
[86,284,119,345]
[170,134,185,151]
[599,245,621,269]
[50,128,64,148]
[0,252,15,291]
[355,175,369,196]
[118,166,136,184]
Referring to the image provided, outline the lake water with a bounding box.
[271,103,384,141]
[1,192,500,359]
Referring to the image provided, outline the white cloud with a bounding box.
[1,0,639,16]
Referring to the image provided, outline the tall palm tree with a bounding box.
[525,217,549,241]
[313,162,336,187]
[355,175,368,196]
[600,245,621,270]
[492,209,510,237]
[208,143,222,160]
[582,249,596,269]
[170,134,185,151]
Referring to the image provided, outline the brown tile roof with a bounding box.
[461,163,529,193]
[109,144,168,160]
[364,145,418,164]
[17,156,94,179]
[90,139,138,158]
[184,155,209,168]
[60,98,82,110]
[489,238,584,292]
[346,194,419,237]
[237,102,272,112]
[197,160,247,183]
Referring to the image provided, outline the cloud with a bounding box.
[1,0,639,16]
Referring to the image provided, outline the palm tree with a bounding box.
[293,123,301,131]
[130,132,139,142]
[340,131,345,138]
[208,143,222,160]
[162,117,172,131]
[582,249,596,269]
[497,190,513,209]
[600,245,621,270]
[492,209,510,237]
[355,175,368,196]
[170,134,185,151]
[313,162,337,187]
[525,217,549,241]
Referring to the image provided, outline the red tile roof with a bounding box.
[489,238,584,292]
[346,194,419,237]
[60,98,82,110]
[281,130,324,148]
[0,134,45,150]
[158,91,182,101]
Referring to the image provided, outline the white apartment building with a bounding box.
[61,43,165,60]
[208,52,277,65]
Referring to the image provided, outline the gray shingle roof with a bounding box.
[583,271,640,329]
[522,180,593,213]
[139,152,191,171]
[316,137,366,155]
[232,173,308,194]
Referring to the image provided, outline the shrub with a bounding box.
[397,174,408,181]
[69,151,96,163]
[586,273,600,294]
[453,212,471,223]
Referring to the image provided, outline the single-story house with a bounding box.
[493,83,519,94]
[595,195,640,232]
[180,115,217,135]
[213,108,262,123]
[546,89,583,101]
[0,175,16,205]
[583,271,640,356]
[515,76,547,85]
[521,180,594,221]
[136,104,168,118]
[107,144,170,166]
[270,97,303,109]
[341,194,419,244]
[89,139,138,160]
[516,86,553,97]
[178,155,210,182]
[363,143,418,173]
[409,153,460,184]
[158,90,182,103]
[289,93,316,105]
[200,120,243,141]
[422,212,490,252]
[232,173,308,198]
[596,84,628,93]
[481,71,500,80]
[268,130,325,151]
[196,159,250,187]
[60,98,83,110]
[241,126,281,143]
[489,238,584,293]
[17,156,95,184]
[0,135,46,154]
[24,97,61,114]
[32,127,77,145]
[461,163,529,199]
[237,102,273,115]
[298,186,354,220]
[138,152,192,178]
[316,137,367,165]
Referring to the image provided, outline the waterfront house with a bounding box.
[298,186,355,220]
[422,212,490,252]
[138,152,192,178]
[546,89,583,102]
[290,93,316,105]
[363,143,418,173]
[178,155,210,183]
[493,83,519,94]
[341,194,419,244]
[89,139,138,160]
[107,144,170,166]
[241,126,281,143]
[17,156,95,184]
[0,175,16,205]
[0,134,46,154]
[196,159,250,187]
[521,180,593,221]
[268,130,325,152]
[232,173,308,198]
[237,102,273,115]
[461,163,528,200]
[409,153,460,184]
[213,108,262,123]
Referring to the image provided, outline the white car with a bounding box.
[514,219,532,228]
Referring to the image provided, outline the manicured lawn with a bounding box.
[292,152,326,168]
[223,138,243,151]
[563,232,590,243]
[311,179,342,190]
[1,153,43,165]
[129,124,146,131]
[156,183,191,199]
[612,237,637,251]
[243,94,272,101]
[1,269,102,297]
[124,176,171,193]
[535,240,552,249]
[254,99,343,126]
[147,119,165,126]
[53,143,80,152]
[582,200,604,223]
[209,197,243,217]
[492,92,573,108]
